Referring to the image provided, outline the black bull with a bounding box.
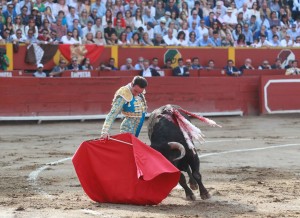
[147,105,211,200]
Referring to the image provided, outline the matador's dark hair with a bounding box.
[132,76,148,88]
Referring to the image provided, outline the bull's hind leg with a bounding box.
[179,173,196,201]
[190,157,211,200]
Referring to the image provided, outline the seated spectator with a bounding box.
[285,60,293,69]
[280,34,293,47]
[199,33,213,46]
[100,58,118,71]
[104,20,116,43]
[25,29,39,44]
[205,59,216,70]
[115,18,125,38]
[68,57,82,70]
[270,35,281,47]
[120,58,135,71]
[134,57,144,70]
[239,58,255,73]
[33,63,47,77]
[144,22,154,40]
[13,16,25,36]
[94,31,106,45]
[258,60,272,70]
[234,33,247,47]
[141,32,153,46]
[221,33,234,46]
[211,30,222,47]
[271,58,283,69]
[106,32,120,45]
[152,34,166,46]
[139,59,160,77]
[114,11,126,28]
[285,60,300,75]
[129,32,141,45]
[255,34,271,48]
[163,28,178,46]
[188,31,199,46]
[293,36,300,47]
[49,59,68,77]
[149,57,161,70]
[72,28,82,44]
[154,17,168,37]
[68,19,83,37]
[49,30,59,44]
[11,29,27,44]
[50,17,67,41]
[223,7,238,28]
[177,31,188,46]
[61,31,78,44]
[81,58,93,70]
[172,58,189,77]
[191,57,203,70]
[242,23,253,45]
[223,59,241,76]
[185,59,192,70]
[37,29,51,43]
[163,59,173,69]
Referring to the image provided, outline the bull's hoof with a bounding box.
[189,182,198,190]
[186,194,196,201]
[200,192,211,200]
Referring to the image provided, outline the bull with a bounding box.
[148,104,221,200]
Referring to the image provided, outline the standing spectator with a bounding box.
[239,58,255,73]
[172,58,189,77]
[120,58,135,71]
[33,63,47,77]
[139,59,160,77]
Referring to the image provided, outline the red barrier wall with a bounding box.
[260,75,300,114]
[0,77,260,117]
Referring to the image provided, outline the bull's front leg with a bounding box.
[179,173,196,201]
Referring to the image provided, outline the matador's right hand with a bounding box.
[100,133,110,142]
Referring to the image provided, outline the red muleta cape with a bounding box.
[72,133,180,205]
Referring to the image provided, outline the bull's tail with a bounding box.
[168,142,186,161]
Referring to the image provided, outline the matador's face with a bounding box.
[131,84,144,97]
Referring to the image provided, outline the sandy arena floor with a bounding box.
[0,115,300,218]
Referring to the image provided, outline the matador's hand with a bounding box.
[100,133,110,142]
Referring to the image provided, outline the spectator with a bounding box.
[219,23,232,40]
[163,58,173,69]
[271,58,283,69]
[139,59,160,77]
[165,0,180,19]
[239,58,255,73]
[287,23,298,41]
[211,30,222,46]
[199,33,213,46]
[3,3,17,21]
[49,59,68,77]
[248,15,260,36]
[280,34,293,47]
[206,59,216,70]
[258,60,272,70]
[68,19,83,37]
[221,32,234,46]
[223,59,241,76]
[81,58,93,70]
[33,63,47,77]
[125,10,134,30]
[66,6,79,28]
[270,34,281,47]
[16,1,31,17]
[141,32,154,45]
[133,8,144,30]
[191,57,203,70]
[113,0,125,18]
[285,60,300,75]
[285,59,293,69]
[269,11,280,27]
[11,28,27,44]
[39,18,51,34]
[82,20,95,39]
[249,2,260,22]
[144,22,154,40]
[238,3,251,22]
[125,0,138,17]
[191,1,204,19]
[68,56,82,70]
[232,23,243,41]
[188,9,201,27]
[72,28,82,44]
[50,17,67,40]
[94,31,106,45]
[188,31,199,46]
[204,11,216,28]
[143,8,156,27]
[53,0,69,17]
[25,29,39,43]
[129,32,141,45]
[104,20,116,43]
[172,58,189,77]
[115,19,125,38]
[163,28,178,45]
[198,19,209,39]
[37,29,51,43]
[49,30,59,44]
[20,6,30,26]
[188,20,200,39]
[134,57,144,70]
[89,8,98,24]
[259,2,271,20]
[185,59,192,70]
[255,34,271,47]
[103,9,113,27]
[155,1,165,21]
[149,57,161,70]
[91,0,106,18]
[92,17,104,36]
[223,7,238,27]
[0,49,9,70]
[234,33,247,47]
[4,16,14,35]
[268,25,281,41]
[152,33,166,46]
[114,11,126,28]
[154,17,168,38]
[293,36,300,47]
[79,9,89,28]
[177,30,188,46]
[242,23,253,45]
[61,30,77,44]
[120,58,135,71]
[118,31,128,45]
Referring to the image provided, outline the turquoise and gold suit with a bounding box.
[101,84,147,137]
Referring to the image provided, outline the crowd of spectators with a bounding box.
[1,0,300,47]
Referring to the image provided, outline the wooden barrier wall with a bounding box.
[0,76,260,117]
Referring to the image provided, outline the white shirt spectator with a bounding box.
[280,38,293,47]
[223,13,238,25]
[238,6,251,21]
[198,25,209,39]
[163,34,178,45]
[61,35,78,44]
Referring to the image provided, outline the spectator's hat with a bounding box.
[160,17,167,23]
[37,63,44,68]
[226,7,233,13]
[165,11,171,16]
[147,22,154,28]
[32,6,39,11]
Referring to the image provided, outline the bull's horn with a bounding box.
[168,142,186,161]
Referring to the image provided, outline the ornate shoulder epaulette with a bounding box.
[113,86,133,103]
